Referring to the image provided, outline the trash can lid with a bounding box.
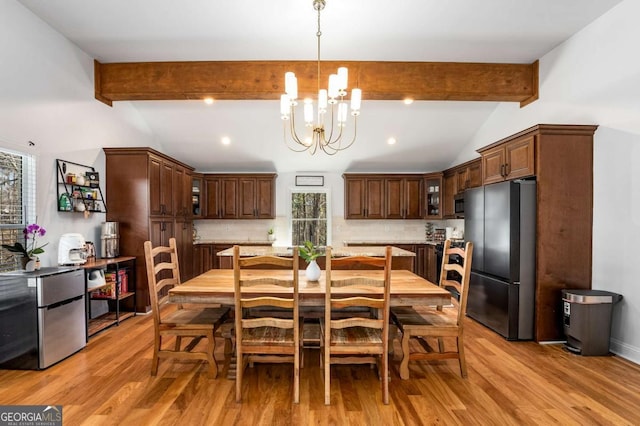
[562,289,623,304]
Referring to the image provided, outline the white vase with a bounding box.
[305,260,321,281]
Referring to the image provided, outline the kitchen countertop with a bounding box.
[344,240,440,246]
[216,245,416,257]
[194,240,273,245]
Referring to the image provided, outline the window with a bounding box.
[0,147,36,272]
[291,189,330,246]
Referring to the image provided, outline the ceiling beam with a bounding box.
[94,60,538,107]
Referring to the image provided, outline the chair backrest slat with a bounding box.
[438,239,474,325]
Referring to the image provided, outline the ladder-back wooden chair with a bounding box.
[143,238,230,378]
[391,239,473,379]
[321,246,392,405]
[233,245,301,403]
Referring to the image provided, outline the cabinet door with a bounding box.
[505,135,535,180]
[193,244,213,275]
[468,159,483,188]
[160,161,174,216]
[404,177,424,219]
[238,177,257,219]
[192,175,203,217]
[482,146,506,185]
[174,219,193,281]
[183,171,193,218]
[149,156,163,216]
[173,166,185,217]
[204,178,221,218]
[416,245,427,278]
[425,174,443,219]
[456,168,469,193]
[426,245,438,283]
[344,177,366,219]
[384,178,404,219]
[443,173,456,218]
[256,176,275,218]
[220,178,238,218]
[365,178,385,219]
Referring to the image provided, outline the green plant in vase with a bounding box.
[299,240,321,281]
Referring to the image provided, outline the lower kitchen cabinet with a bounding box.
[83,257,136,340]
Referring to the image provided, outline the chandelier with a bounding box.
[280,0,362,155]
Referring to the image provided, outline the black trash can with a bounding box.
[562,289,623,356]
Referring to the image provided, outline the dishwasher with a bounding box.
[0,267,86,370]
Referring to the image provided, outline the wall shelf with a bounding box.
[56,159,107,214]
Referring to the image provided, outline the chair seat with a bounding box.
[163,307,230,327]
[392,306,457,329]
[242,326,296,346]
[320,323,383,345]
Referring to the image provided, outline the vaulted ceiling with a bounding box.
[18,0,622,172]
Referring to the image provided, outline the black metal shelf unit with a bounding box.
[56,159,107,213]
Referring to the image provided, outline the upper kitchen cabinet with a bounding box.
[479,134,535,185]
[148,154,174,217]
[385,176,424,219]
[455,158,482,192]
[442,171,456,218]
[343,174,385,219]
[191,174,203,217]
[424,173,443,219]
[203,174,276,219]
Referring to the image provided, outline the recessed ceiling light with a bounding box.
[221,136,231,145]
[403,98,414,105]
[204,97,214,105]
[387,137,397,145]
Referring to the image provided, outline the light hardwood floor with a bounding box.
[1,309,639,425]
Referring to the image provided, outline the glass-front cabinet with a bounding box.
[424,173,443,219]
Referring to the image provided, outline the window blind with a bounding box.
[0,146,36,272]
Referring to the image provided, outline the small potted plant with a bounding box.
[267,227,275,242]
[299,240,321,281]
[2,222,48,271]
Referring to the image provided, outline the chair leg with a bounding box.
[457,335,468,378]
[236,352,243,403]
[206,330,217,378]
[324,347,331,405]
[294,346,300,404]
[151,335,161,376]
[382,353,389,405]
[399,330,411,380]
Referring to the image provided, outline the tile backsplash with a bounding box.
[194,218,464,247]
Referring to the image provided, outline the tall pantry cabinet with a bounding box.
[104,148,195,313]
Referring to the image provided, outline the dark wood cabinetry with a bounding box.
[344,174,423,220]
[203,174,276,219]
[480,134,535,184]
[475,124,597,341]
[442,158,482,218]
[442,171,456,218]
[385,176,423,219]
[104,147,195,313]
[343,175,385,219]
[424,173,443,219]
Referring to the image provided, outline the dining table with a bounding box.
[168,269,451,307]
[168,268,451,379]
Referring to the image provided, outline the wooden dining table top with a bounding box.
[168,269,451,307]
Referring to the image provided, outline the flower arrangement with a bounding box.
[1,223,48,259]
[299,240,321,263]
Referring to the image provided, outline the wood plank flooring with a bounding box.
[1,310,639,425]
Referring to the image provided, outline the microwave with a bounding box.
[454,193,465,216]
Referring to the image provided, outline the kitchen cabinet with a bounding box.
[174,218,194,281]
[343,242,438,279]
[442,171,456,218]
[84,257,136,339]
[193,244,213,276]
[203,174,276,219]
[343,175,385,219]
[424,173,443,219]
[104,147,195,312]
[192,174,203,217]
[55,159,107,214]
[475,124,597,341]
[385,176,423,219]
[344,174,424,219]
[425,244,438,283]
[455,158,482,192]
[479,134,535,185]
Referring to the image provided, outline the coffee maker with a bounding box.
[58,233,88,265]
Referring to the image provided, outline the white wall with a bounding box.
[0,1,157,267]
[452,0,640,362]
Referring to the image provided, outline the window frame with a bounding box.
[288,187,331,247]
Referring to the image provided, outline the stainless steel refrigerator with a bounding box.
[464,180,536,340]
